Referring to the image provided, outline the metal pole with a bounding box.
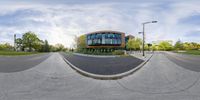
[142,24,145,56]
[14,34,16,51]
[140,21,157,56]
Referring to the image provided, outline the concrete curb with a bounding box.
[73,53,119,58]
[61,53,154,80]
[0,53,47,57]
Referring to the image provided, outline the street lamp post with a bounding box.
[14,34,16,51]
[140,21,157,56]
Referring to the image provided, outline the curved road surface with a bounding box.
[165,52,200,72]
[0,53,51,73]
[62,53,144,75]
[0,52,200,100]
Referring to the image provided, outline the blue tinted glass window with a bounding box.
[117,34,121,39]
[108,33,113,38]
[108,39,111,44]
[93,39,97,45]
[87,35,89,40]
[98,39,101,44]
[87,35,91,39]
[113,39,117,44]
[113,34,117,38]
[111,33,114,38]
[105,39,109,44]
[97,34,102,39]
[92,39,94,45]
[95,39,98,44]
[117,39,122,44]
[102,34,105,38]
[105,33,108,38]
[95,34,98,38]
[91,34,95,39]
[88,40,92,45]
[108,33,111,38]
[102,34,105,44]
[111,39,115,44]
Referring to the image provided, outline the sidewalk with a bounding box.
[129,51,154,61]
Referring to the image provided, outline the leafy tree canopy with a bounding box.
[22,31,41,52]
[126,38,142,50]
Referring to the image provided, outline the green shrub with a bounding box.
[112,50,125,55]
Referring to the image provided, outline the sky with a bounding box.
[0,0,200,48]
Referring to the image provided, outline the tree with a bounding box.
[158,41,173,51]
[126,39,133,50]
[16,38,22,45]
[191,42,199,50]
[43,40,50,52]
[198,43,200,49]
[182,42,200,50]
[49,45,56,52]
[15,38,23,51]
[174,40,184,50]
[22,31,41,52]
[144,44,149,50]
[0,43,13,50]
[48,44,67,52]
[135,38,142,50]
[126,38,142,50]
[54,43,65,51]
[183,42,190,50]
[152,44,159,51]
[35,40,44,52]
[76,35,86,51]
[146,43,152,51]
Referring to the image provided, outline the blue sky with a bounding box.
[0,0,200,47]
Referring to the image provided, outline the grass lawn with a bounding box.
[0,50,40,56]
[178,50,200,55]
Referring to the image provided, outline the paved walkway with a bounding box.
[0,52,200,100]
[129,51,153,60]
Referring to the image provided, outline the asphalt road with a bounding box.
[0,52,200,100]
[62,53,144,75]
[0,53,51,73]
[165,52,200,72]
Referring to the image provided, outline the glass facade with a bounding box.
[87,32,122,46]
